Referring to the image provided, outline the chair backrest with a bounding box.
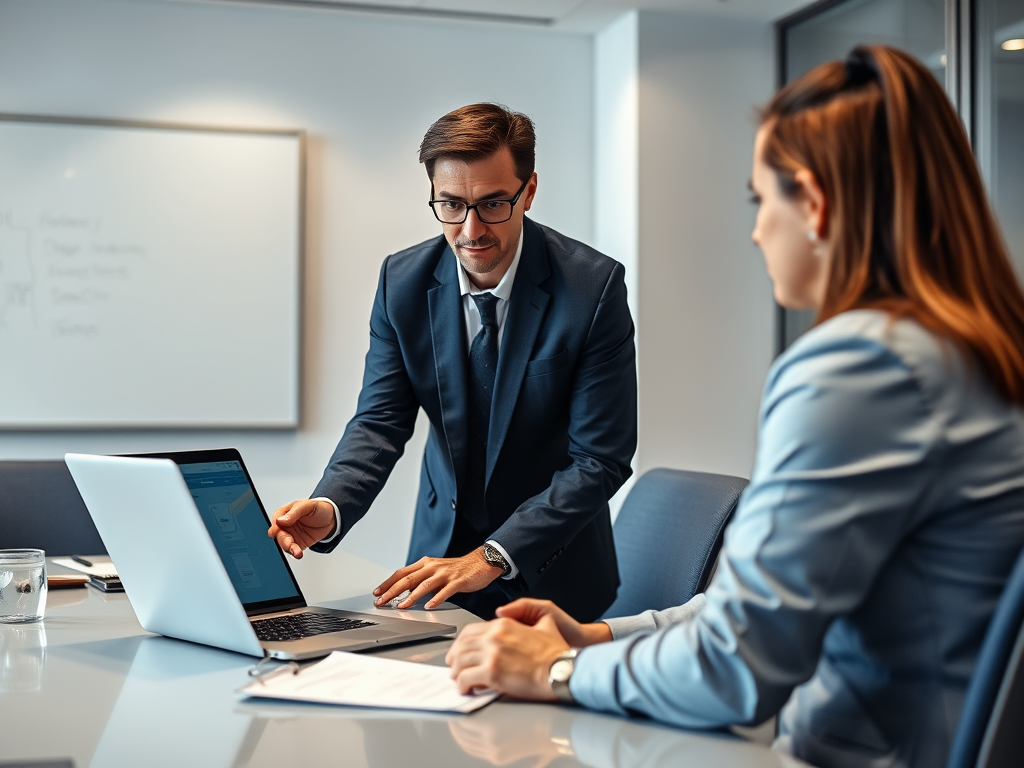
[0,460,106,556]
[602,468,748,620]
[947,545,1024,768]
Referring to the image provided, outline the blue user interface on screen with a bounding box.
[181,461,299,606]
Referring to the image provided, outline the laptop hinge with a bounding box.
[246,599,306,618]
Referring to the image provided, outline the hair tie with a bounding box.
[845,48,880,87]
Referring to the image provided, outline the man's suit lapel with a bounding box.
[487,220,551,484]
[428,246,469,495]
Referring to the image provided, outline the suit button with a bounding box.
[538,566,546,573]
[450,499,457,511]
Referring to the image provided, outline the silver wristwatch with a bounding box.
[482,543,512,577]
[548,648,580,704]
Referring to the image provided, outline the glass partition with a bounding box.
[786,0,949,87]
[776,0,951,351]
[777,0,1024,353]
[976,0,1024,280]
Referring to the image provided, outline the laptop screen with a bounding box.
[179,459,302,608]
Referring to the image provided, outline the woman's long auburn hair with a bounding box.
[760,45,1024,405]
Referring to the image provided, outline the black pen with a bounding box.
[71,554,94,568]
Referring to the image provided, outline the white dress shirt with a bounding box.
[455,227,522,354]
[317,230,525,580]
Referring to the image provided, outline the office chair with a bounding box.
[946,544,1024,768]
[0,460,106,556]
[602,468,748,620]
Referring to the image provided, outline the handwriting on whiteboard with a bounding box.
[0,209,147,340]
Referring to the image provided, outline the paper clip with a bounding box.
[248,656,300,686]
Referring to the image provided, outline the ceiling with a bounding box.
[199,0,815,33]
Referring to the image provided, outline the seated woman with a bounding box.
[446,45,1024,768]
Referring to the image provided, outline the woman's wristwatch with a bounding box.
[548,648,580,704]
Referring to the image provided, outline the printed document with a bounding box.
[239,651,498,713]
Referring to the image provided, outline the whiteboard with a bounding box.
[0,115,303,428]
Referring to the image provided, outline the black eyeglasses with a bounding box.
[428,178,529,224]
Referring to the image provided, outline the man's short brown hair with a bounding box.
[419,103,536,184]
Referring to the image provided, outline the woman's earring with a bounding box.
[808,230,827,257]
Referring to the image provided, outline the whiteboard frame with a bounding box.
[0,112,306,431]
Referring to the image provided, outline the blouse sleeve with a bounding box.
[570,324,942,727]
[603,594,707,639]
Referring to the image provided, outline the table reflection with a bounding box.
[89,636,255,768]
[0,623,47,693]
[448,705,579,768]
[237,696,804,768]
[447,704,803,768]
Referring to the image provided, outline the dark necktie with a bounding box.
[463,293,500,528]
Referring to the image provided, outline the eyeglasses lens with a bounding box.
[477,201,512,223]
[433,200,513,224]
[434,202,466,223]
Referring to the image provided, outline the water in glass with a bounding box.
[0,549,47,623]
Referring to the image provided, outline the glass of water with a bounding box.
[0,549,47,623]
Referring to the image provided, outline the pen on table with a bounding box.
[72,555,94,568]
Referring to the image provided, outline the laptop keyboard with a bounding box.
[251,612,378,642]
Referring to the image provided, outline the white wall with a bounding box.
[594,11,639,326]
[593,11,640,515]
[0,0,595,576]
[634,11,776,479]
[592,9,776,486]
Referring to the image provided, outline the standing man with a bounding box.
[269,103,636,621]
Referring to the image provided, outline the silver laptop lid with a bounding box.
[65,453,264,657]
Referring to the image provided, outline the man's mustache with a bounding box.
[454,237,498,249]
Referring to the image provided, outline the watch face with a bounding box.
[551,659,574,683]
[484,545,509,573]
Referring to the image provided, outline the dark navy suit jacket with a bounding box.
[311,218,637,621]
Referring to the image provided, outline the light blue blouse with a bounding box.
[570,310,1024,768]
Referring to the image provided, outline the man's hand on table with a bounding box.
[374,548,503,610]
[268,499,337,559]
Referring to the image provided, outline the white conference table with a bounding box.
[0,555,812,768]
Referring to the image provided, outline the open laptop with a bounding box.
[65,448,456,660]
